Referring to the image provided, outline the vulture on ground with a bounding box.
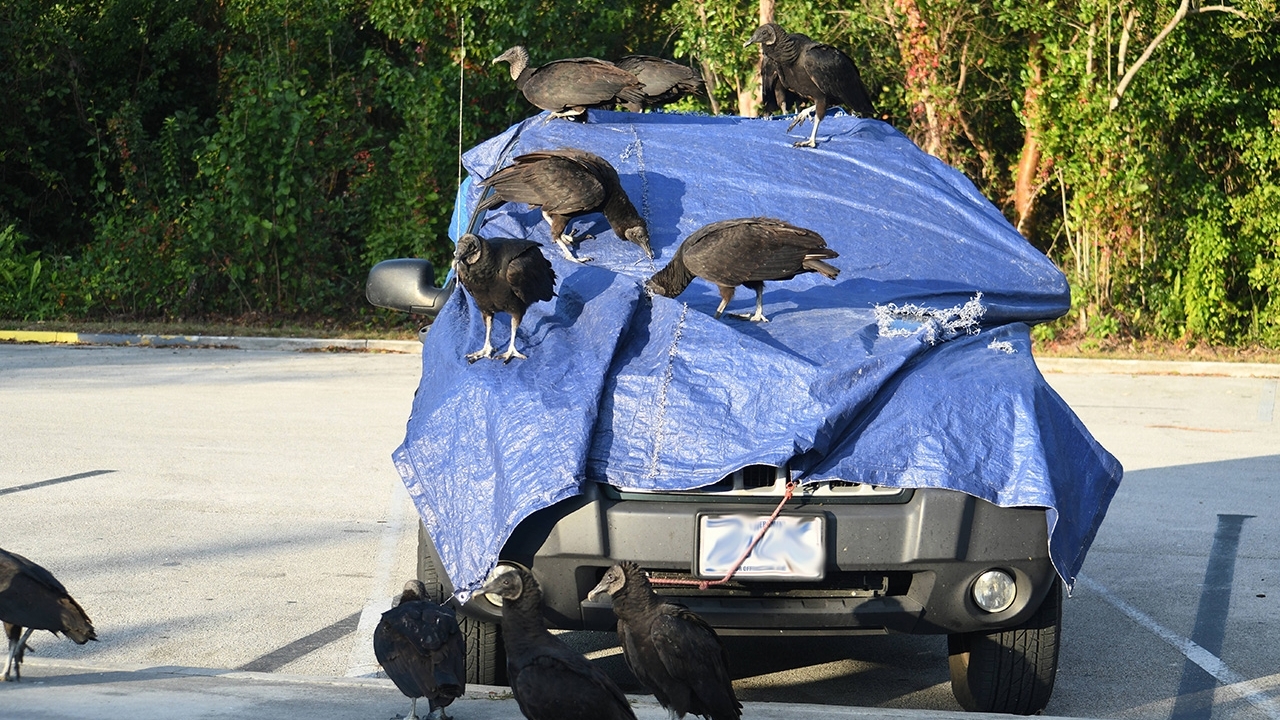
[745,23,876,148]
[477,149,652,263]
[588,562,741,720]
[480,566,637,720]
[646,217,839,322]
[493,46,646,122]
[0,547,97,682]
[454,233,556,363]
[374,580,466,720]
[613,56,704,112]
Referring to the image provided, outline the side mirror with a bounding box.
[365,258,455,317]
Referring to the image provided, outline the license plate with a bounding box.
[696,513,825,580]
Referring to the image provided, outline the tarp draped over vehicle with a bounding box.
[392,110,1123,600]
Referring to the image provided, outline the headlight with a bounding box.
[972,569,1017,613]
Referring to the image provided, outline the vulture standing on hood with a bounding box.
[646,217,839,322]
[745,23,876,147]
[588,562,741,720]
[493,46,647,122]
[613,55,705,112]
[477,149,652,263]
[454,233,556,363]
[373,580,466,720]
[1,547,97,682]
[480,566,637,720]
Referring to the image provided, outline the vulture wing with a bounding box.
[523,58,644,110]
[651,605,740,718]
[374,601,464,702]
[512,652,637,720]
[502,244,557,306]
[759,56,805,114]
[799,44,875,116]
[682,218,828,285]
[482,153,607,216]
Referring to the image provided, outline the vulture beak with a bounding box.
[586,577,611,603]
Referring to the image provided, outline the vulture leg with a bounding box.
[728,282,770,322]
[786,105,815,133]
[2,635,16,682]
[466,314,496,362]
[713,285,736,319]
[548,108,586,121]
[500,314,528,363]
[545,211,592,264]
[3,628,33,681]
[795,98,828,148]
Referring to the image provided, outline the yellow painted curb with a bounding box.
[0,330,82,344]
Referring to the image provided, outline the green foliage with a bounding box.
[0,0,1278,349]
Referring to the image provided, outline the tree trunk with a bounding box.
[886,0,955,161]
[1014,34,1045,235]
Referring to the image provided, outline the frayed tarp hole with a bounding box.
[874,292,985,344]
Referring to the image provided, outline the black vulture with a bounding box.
[453,233,557,363]
[477,149,652,263]
[479,566,637,720]
[373,580,466,720]
[745,23,876,147]
[646,217,840,322]
[0,547,97,682]
[493,46,647,122]
[587,562,741,720]
[613,56,704,112]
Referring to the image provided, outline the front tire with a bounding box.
[417,522,507,685]
[947,576,1062,714]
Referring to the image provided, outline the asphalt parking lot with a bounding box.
[1,341,1277,719]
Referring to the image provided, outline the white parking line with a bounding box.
[345,474,416,678]
[1078,574,1280,719]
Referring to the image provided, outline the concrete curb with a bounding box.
[18,658,1107,720]
[1035,356,1280,378]
[0,330,421,354]
[6,329,1279,378]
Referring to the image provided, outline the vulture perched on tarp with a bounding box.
[374,580,466,720]
[493,46,646,122]
[646,217,840,322]
[613,55,704,112]
[480,566,637,720]
[588,562,741,720]
[454,233,557,363]
[0,547,97,682]
[477,148,652,263]
[745,23,876,147]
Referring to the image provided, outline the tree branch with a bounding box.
[1110,0,1248,109]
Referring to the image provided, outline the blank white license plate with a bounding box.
[696,513,825,580]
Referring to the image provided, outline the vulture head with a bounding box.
[625,226,653,259]
[745,23,784,48]
[395,579,427,607]
[454,232,484,269]
[586,564,627,601]
[492,45,530,81]
[479,564,527,602]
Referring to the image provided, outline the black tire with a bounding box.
[417,523,508,686]
[947,576,1062,715]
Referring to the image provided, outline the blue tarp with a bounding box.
[392,109,1123,600]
